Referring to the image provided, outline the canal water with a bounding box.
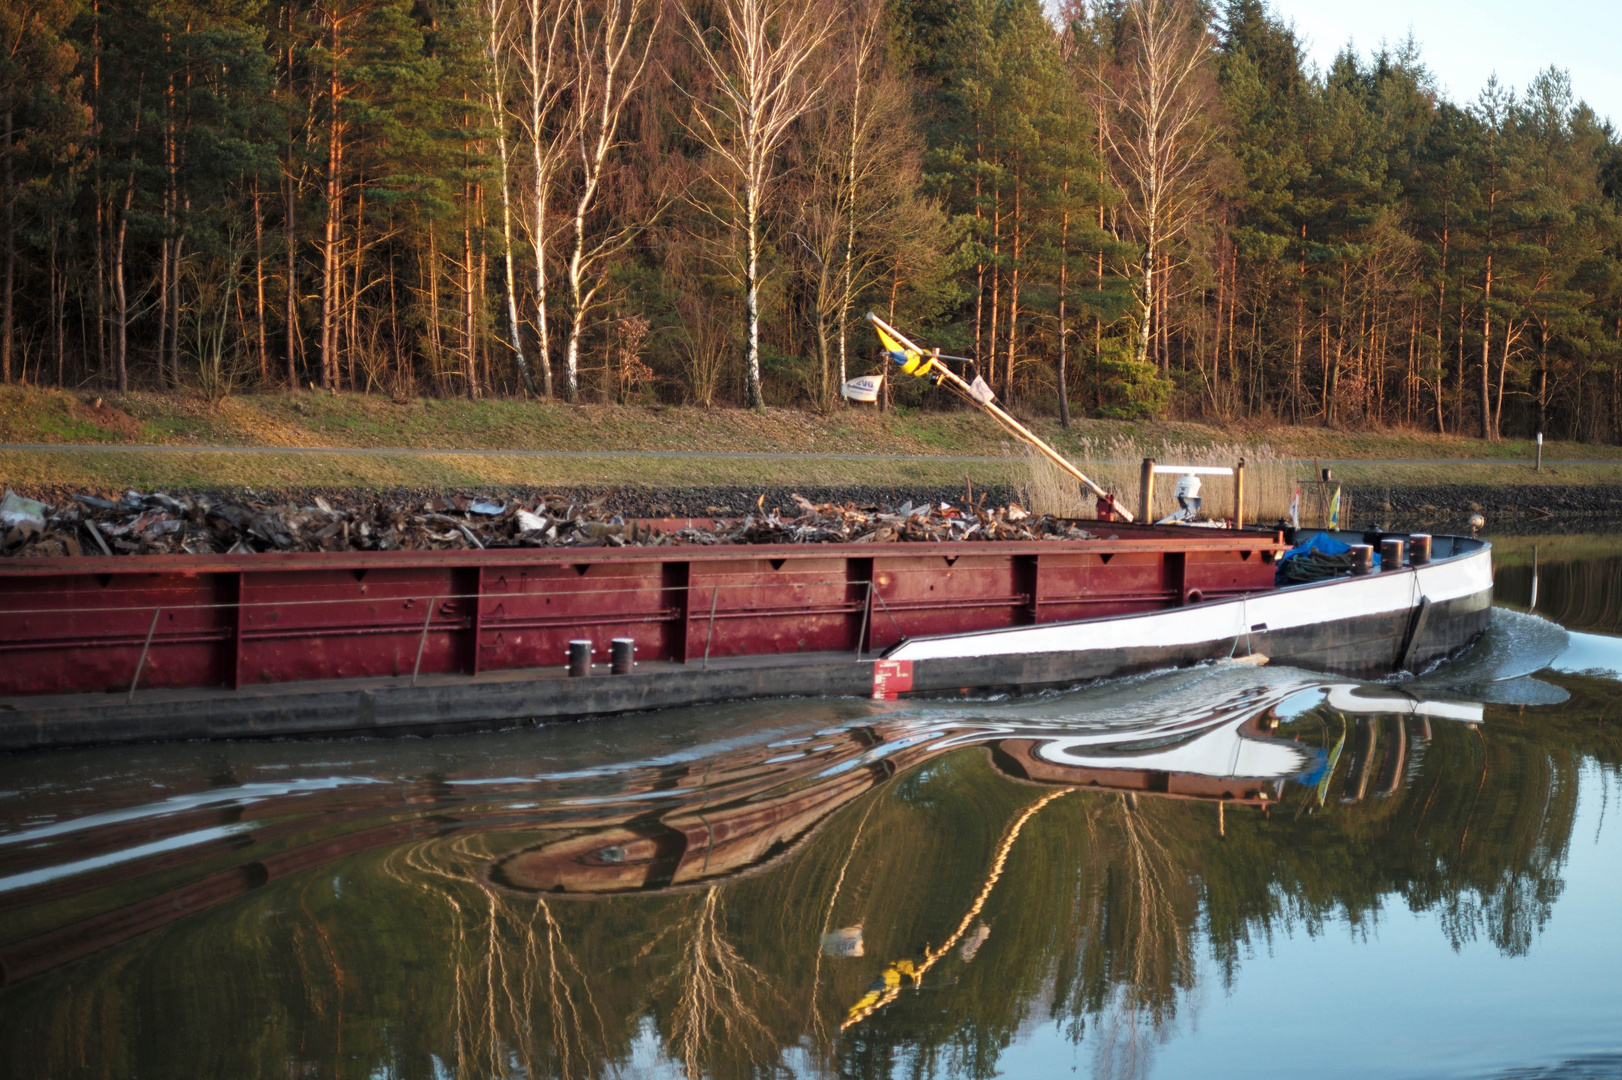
[2,533,1621,1080]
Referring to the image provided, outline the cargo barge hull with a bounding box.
[0,527,1492,751]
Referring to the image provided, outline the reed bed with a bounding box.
[1017,435,1317,524]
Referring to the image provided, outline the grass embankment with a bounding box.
[1,384,1619,495]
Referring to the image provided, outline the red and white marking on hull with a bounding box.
[872,659,913,699]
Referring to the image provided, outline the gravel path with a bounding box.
[7,441,1622,468]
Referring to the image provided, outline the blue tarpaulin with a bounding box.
[1276,531,1375,585]
[1280,532,1353,562]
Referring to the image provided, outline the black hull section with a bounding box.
[907,587,1492,696]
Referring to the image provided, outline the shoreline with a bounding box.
[5,480,1620,532]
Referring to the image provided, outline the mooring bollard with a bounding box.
[1409,534,1432,565]
[1350,544,1374,575]
[568,640,593,677]
[1380,537,1404,570]
[611,638,635,675]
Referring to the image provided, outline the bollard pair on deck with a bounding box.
[568,638,635,677]
[1347,533,1432,575]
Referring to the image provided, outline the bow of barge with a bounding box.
[0,525,1492,751]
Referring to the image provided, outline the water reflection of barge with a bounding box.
[0,679,1475,983]
[0,526,1491,750]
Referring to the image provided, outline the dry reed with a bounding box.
[1016,434,1305,524]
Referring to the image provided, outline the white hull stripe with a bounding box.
[886,547,1493,663]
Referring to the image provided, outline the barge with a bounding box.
[0,522,1491,751]
[0,314,1495,752]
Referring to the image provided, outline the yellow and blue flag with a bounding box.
[1328,486,1342,529]
[873,324,923,374]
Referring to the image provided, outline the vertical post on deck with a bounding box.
[470,567,485,675]
[232,572,245,690]
[1139,458,1156,523]
[702,585,720,670]
[128,607,161,703]
[1233,459,1246,527]
[856,580,873,658]
[412,597,436,686]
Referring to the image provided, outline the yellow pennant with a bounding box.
[873,324,922,373]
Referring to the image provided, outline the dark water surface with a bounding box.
[3,535,1622,1079]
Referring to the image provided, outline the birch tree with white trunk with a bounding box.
[794,0,928,407]
[515,0,571,398]
[481,0,537,395]
[1093,0,1218,372]
[560,0,661,403]
[833,1,888,398]
[681,0,833,409]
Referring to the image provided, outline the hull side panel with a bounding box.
[0,567,1494,751]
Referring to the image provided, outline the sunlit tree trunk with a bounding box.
[112,146,137,392]
[253,181,268,381]
[426,226,443,387]
[463,185,479,399]
[562,0,661,403]
[482,0,536,395]
[319,9,348,390]
[1,108,13,383]
[681,0,833,410]
[1003,176,1021,404]
[835,7,886,397]
[519,0,568,399]
[1058,190,1071,428]
[1095,0,1218,373]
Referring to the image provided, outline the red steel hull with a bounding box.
[0,527,1285,699]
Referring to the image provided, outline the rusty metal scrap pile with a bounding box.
[0,489,1094,557]
[679,494,1095,545]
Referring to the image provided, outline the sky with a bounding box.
[1266,0,1622,125]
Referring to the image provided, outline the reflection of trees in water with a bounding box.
[1070,795,1196,1080]
[1194,709,1585,982]
[1498,553,1622,634]
[388,837,610,1080]
[656,888,780,1077]
[380,839,789,1080]
[1423,726,1576,958]
[6,688,1621,1080]
[350,706,1592,1080]
[840,786,1075,1034]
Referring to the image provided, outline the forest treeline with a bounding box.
[5,0,1622,440]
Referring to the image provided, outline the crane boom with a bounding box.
[865,312,1133,522]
